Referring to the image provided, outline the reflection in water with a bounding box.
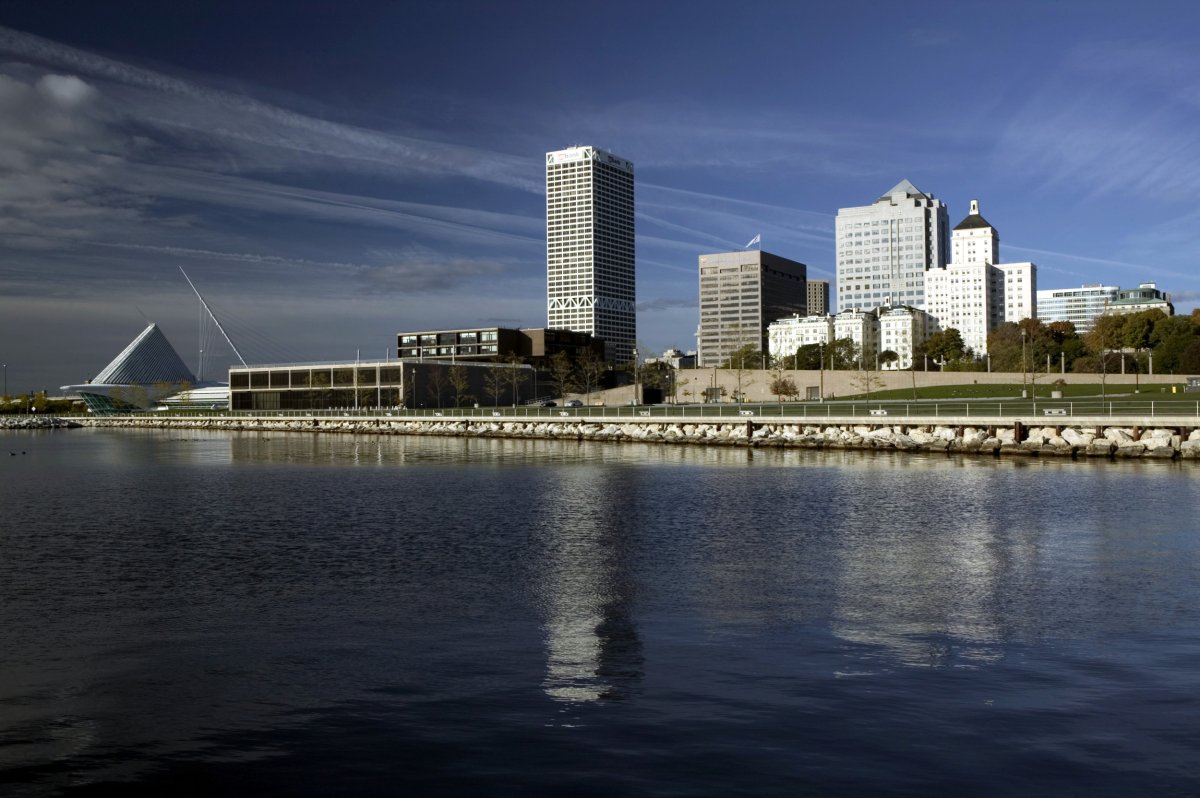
[531,466,642,702]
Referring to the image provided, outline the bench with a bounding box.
[559,411,569,417]
[1043,408,1068,416]
[492,411,501,417]
[869,409,888,416]
[639,411,651,417]
[738,410,755,416]
[433,412,443,417]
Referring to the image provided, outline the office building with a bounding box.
[835,179,949,312]
[924,200,1037,355]
[697,250,808,367]
[1106,282,1174,317]
[546,146,636,364]
[807,279,830,315]
[1036,284,1119,333]
[396,327,603,365]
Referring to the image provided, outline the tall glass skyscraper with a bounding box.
[546,146,635,364]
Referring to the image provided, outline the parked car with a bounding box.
[537,400,557,407]
[565,399,583,407]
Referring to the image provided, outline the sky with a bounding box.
[2,0,1199,394]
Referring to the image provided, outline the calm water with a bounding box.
[2,428,1199,796]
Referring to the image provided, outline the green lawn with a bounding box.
[845,382,1189,401]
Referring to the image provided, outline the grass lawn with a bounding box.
[845,382,1189,401]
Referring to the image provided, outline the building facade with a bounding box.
[767,314,836,362]
[396,327,603,365]
[878,305,931,370]
[925,200,1036,356]
[835,179,949,312]
[807,279,830,315]
[1106,282,1174,317]
[697,250,808,367]
[230,359,535,411]
[546,146,636,364]
[834,308,880,366]
[1036,284,1119,333]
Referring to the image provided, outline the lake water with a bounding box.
[2,428,1199,796]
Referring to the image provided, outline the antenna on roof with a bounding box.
[179,267,247,370]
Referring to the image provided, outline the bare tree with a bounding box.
[448,365,473,407]
[484,367,506,407]
[426,367,449,408]
[502,353,525,406]
[575,347,606,405]
[547,351,577,399]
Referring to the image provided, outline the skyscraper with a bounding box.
[835,179,949,312]
[807,279,830,316]
[546,146,635,363]
[697,250,807,368]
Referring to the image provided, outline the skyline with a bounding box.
[2,1,1200,393]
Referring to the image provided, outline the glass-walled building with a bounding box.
[230,359,534,411]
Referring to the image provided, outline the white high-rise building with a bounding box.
[546,146,636,363]
[835,179,949,312]
[925,199,1036,356]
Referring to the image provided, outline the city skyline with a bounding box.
[2,2,1200,392]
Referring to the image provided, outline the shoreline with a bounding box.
[38,414,1200,460]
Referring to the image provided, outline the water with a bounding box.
[2,428,1199,796]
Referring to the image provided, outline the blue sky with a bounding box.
[2,0,1199,393]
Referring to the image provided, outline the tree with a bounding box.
[769,375,799,401]
[484,367,506,407]
[547,351,577,399]
[426,367,449,408]
[448,364,473,407]
[719,344,767,370]
[921,328,966,365]
[878,349,899,370]
[502,353,525,406]
[825,337,858,370]
[575,347,606,405]
[793,343,824,370]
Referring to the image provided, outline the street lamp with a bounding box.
[1021,328,1028,399]
[632,348,639,406]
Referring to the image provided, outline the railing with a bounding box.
[67,398,1200,422]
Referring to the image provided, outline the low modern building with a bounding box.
[1036,284,1119,333]
[396,327,603,364]
[697,249,808,367]
[1106,282,1174,317]
[230,359,536,411]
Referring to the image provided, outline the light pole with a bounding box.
[1021,328,1028,399]
[632,348,639,406]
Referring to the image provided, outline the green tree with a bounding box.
[793,343,824,370]
[826,337,858,370]
[719,343,768,370]
[878,349,899,370]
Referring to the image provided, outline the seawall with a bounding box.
[70,414,1200,460]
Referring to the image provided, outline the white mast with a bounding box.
[179,267,247,372]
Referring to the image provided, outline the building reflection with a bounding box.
[530,466,643,702]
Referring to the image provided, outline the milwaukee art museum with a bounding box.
[61,322,229,413]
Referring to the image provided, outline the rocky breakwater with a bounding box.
[78,415,1200,459]
[0,416,80,430]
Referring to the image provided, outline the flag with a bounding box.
[745,234,761,249]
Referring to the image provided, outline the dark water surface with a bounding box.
[2,428,1199,796]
